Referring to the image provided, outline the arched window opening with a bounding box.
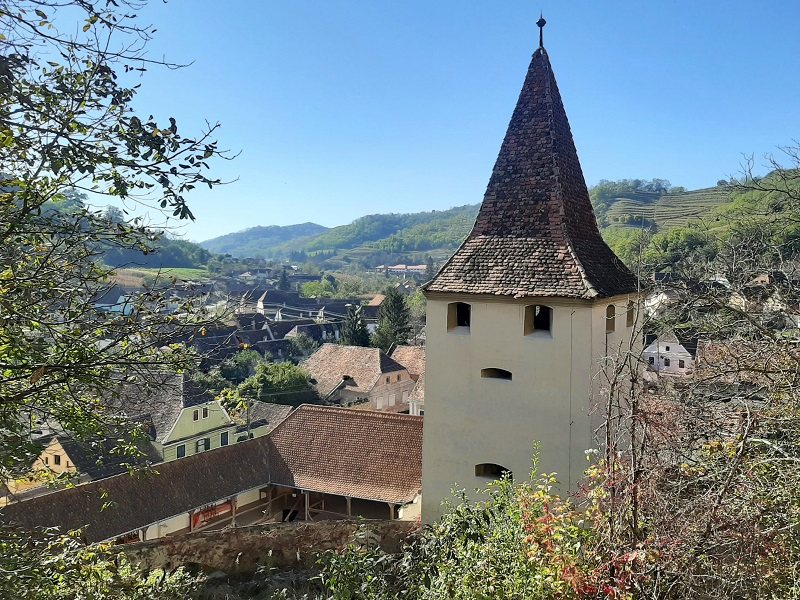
[524,304,552,336]
[481,368,512,381]
[606,304,616,333]
[447,302,471,331]
[626,300,635,327]
[475,463,512,480]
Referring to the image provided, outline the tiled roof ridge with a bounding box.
[539,47,600,300]
[292,404,423,424]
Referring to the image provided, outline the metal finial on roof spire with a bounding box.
[536,13,546,48]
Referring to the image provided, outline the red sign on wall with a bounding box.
[192,501,232,529]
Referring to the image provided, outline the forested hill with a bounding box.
[199,205,480,260]
[200,222,329,256]
[199,180,743,267]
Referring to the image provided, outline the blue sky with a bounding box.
[128,1,800,242]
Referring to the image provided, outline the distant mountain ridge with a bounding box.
[201,222,329,257]
[200,205,480,260]
[199,183,736,263]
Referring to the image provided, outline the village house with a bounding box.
[420,19,640,521]
[374,264,428,277]
[284,322,343,344]
[361,294,385,333]
[2,434,162,503]
[644,288,680,317]
[0,406,423,543]
[643,332,698,375]
[389,345,426,416]
[303,344,416,410]
[108,374,291,462]
[255,290,352,320]
[3,376,295,502]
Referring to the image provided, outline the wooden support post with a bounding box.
[304,491,310,521]
[388,503,395,520]
[267,485,273,520]
[346,496,352,517]
[231,496,237,526]
[139,528,147,542]
[188,511,194,532]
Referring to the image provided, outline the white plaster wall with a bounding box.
[421,293,640,523]
[643,342,694,374]
[422,295,593,522]
[146,512,190,540]
[236,488,261,507]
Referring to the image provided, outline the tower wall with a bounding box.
[421,293,638,522]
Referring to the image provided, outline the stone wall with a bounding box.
[122,519,418,574]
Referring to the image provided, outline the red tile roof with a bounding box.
[424,47,636,299]
[0,406,422,541]
[302,344,406,398]
[269,405,422,504]
[367,294,386,307]
[389,345,425,378]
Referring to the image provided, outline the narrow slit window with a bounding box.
[524,305,552,335]
[664,358,671,367]
[648,356,654,365]
[678,359,685,369]
[481,368,512,381]
[606,305,616,333]
[447,302,471,331]
[626,301,635,327]
[475,463,512,480]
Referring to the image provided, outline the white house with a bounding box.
[643,333,696,375]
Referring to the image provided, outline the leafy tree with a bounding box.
[277,267,291,290]
[425,255,435,279]
[217,349,263,384]
[103,205,125,224]
[372,288,411,351]
[318,466,620,600]
[237,362,314,406]
[0,530,197,599]
[190,368,233,398]
[300,278,337,298]
[0,0,225,592]
[340,305,370,347]
[288,332,319,358]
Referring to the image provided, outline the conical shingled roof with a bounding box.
[424,46,637,299]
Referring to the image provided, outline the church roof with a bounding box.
[424,39,637,300]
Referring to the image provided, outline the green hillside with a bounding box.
[197,179,757,270]
[604,187,731,229]
[301,205,479,253]
[201,204,481,266]
[200,222,329,257]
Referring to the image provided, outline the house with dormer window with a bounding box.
[303,344,415,411]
